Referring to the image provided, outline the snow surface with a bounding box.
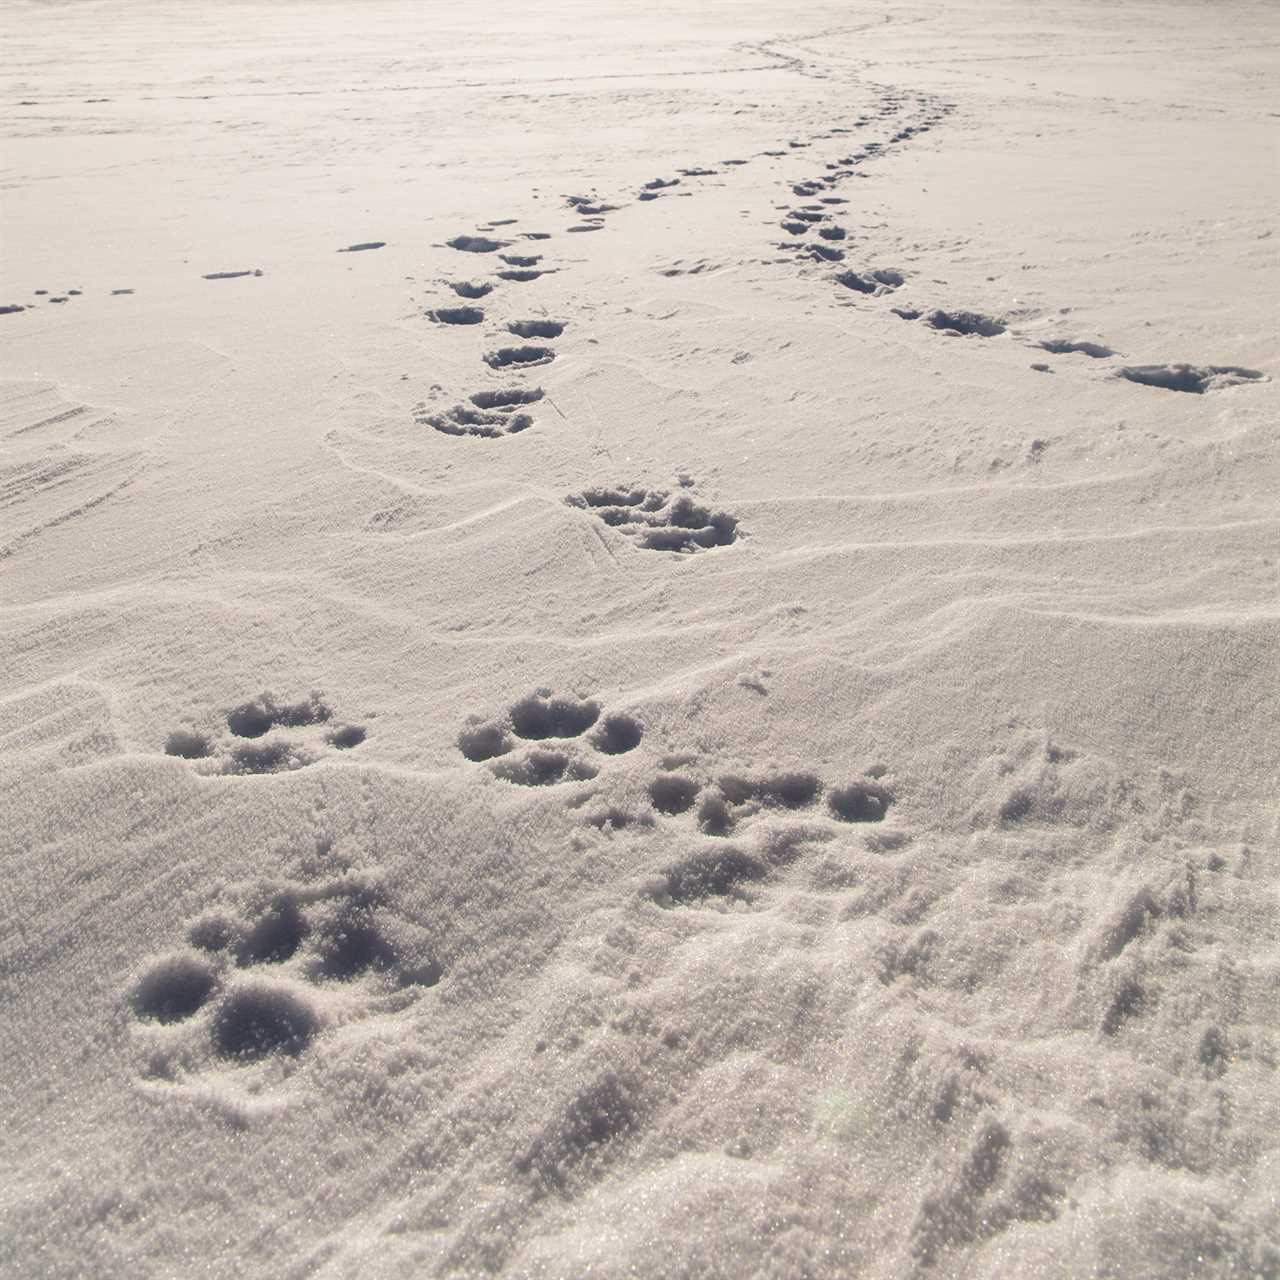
[2,0,1278,1276]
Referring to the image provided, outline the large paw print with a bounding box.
[632,761,899,911]
[457,690,643,785]
[162,690,367,775]
[565,485,740,553]
[126,877,440,1070]
[415,387,545,440]
[645,763,894,838]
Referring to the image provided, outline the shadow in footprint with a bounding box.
[591,713,642,755]
[310,905,397,980]
[484,346,555,369]
[925,310,1006,337]
[129,953,218,1023]
[651,846,767,906]
[719,771,822,809]
[494,749,595,786]
[164,730,212,760]
[227,693,330,739]
[1116,364,1264,394]
[421,404,533,438]
[493,749,568,786]
[470,388,543,409]
[511,693,600,739]
[237,895,308,965]
[447,235,505,253]
[459,722,513,761]
[224,741,312,775]
[507,319,565,339]
[567,487,738,553]
[828,779,894,822]
[212,980,319,1060]
[1038,339,1114,359]
[429,306,485,325]
[649,774,699,815]
[697,792,735,836]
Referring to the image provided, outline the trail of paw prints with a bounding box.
[863,290,1264,394]
[2,286,108,314]
[417,229,571,440]
[768,95,1268,394]
[424,124,912,448]
[126,873,442,1098]
[162,690,367,775]
[564,481,740,553]
[456,689,643,789]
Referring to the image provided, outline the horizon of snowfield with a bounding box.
[2,1,1277,1276]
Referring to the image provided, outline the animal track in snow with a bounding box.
[1037,338,1114,359]
[646,845,768,907]
[417,399,535,439]
[211,981,319,1059]
[1115,363,1265,394]
[565,486,739,553]
[591,713,643,756]
[828,778,895,823]
[225,740,317,776]
[226,691,330,738]
[429,306,485,325]
[835,268,904,295]
[497,269,555,283]
[566,196,619,216]
[449,281,493,299]
[511,692,602,741]
[500,254,542,267]
[484,345,556,369]
[469,387,544,410]
[923,310,1007,338]
[326,724,366,749]
[493,749,598,787]
[648,773,700,814]
[642,761,896,838]
[128,878,440,1079]
[129,953,220,1024]
[446,235,506,253]
[164,729,213,760]
[506,319,565,339]
[162,691,364,775]
[457,692,643,789]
